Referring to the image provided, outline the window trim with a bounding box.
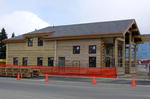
[73,46,80,54]
[37,57,43,66]
[48,57,54,66]
[13,57,18,65]
[89,45,96,54]
[28,38,33,46]
[22,57,28,66]
[89,57,96,67]
[38,38,43,46]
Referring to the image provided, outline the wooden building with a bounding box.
[4,19,142,74]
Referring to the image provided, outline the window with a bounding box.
[37,57,43,66]
[89,57,96,67]
[48,57,54,66]
[73,46,80,54]
[13,57,18,65]
[89,45,96,54]
[28,38,33,46]
[38,38,43,46]
[22,57,28,66]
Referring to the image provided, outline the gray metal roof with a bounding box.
[9,19,135,40]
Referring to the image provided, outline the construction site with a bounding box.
[0,19,149,80]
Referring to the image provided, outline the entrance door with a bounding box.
[105,57,111,67]
[58,57,65,66]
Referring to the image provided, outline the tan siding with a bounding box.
[6,38,103,67]
[56,39,102,67]
[6,38,55,66]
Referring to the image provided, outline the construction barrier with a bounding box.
[0,64,117,78]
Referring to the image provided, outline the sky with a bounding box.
[0,0,150,37]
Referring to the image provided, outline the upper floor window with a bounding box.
[73,46,80,54]
[89,45,96,54]
[28,38,33,46]
[22,57,28,66]
[13,57,18,65]
[38,38,43,46]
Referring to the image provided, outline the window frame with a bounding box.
[89,57,96,67]
[22,57,28,66]
[28,38,33,46]
[13,57,18,65]
[38,38,43,46]
[37,57,43,66]
[89,45,96,54]
[48,57,54,66]
[73,46,80,54]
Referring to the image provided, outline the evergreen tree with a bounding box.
[11,32,15,38]
[0,28,8,59]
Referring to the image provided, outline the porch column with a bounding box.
[122,40,125,70]
[134,45,137,67]
[114,38,118,67]
[128,33,132,74]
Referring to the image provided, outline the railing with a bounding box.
[0,64,117,78]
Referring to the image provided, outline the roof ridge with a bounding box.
[35,19,135,31]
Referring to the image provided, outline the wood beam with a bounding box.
[122,40,125,73]
[130,29,138,32]
[129,33,132,74]
[116,38,125,42]
[134,45,137,65]
[114,38,118,67]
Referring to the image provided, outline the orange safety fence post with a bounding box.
[45,74,49,82]
[17,72,21,80]
[92,77,97,85]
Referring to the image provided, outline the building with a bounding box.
[4,19,142,74]
[137,34,150,60]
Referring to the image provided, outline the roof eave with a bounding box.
[44,33,123,40]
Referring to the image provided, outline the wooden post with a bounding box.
[128,33,132,74]
[114,38,118,67]
[122,40,125,72]
[134,45,137,68]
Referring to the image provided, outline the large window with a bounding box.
[89,45,96,54]
[73,46,80,54]
[38,38,43,46]
[89,57,96,67]
[37,57,43,66]
[48,57,54,66]
[13,57,18,65]
[22,57,28,66]
[28,38,33,46]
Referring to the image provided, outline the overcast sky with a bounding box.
[0,0,150,37]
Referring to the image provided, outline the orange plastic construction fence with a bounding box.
[0,64,117,78]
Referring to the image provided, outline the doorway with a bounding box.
[58,57,65,66]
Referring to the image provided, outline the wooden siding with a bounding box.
[56,39,102,67]
[6,38,55,66]
[6,38,103,67]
